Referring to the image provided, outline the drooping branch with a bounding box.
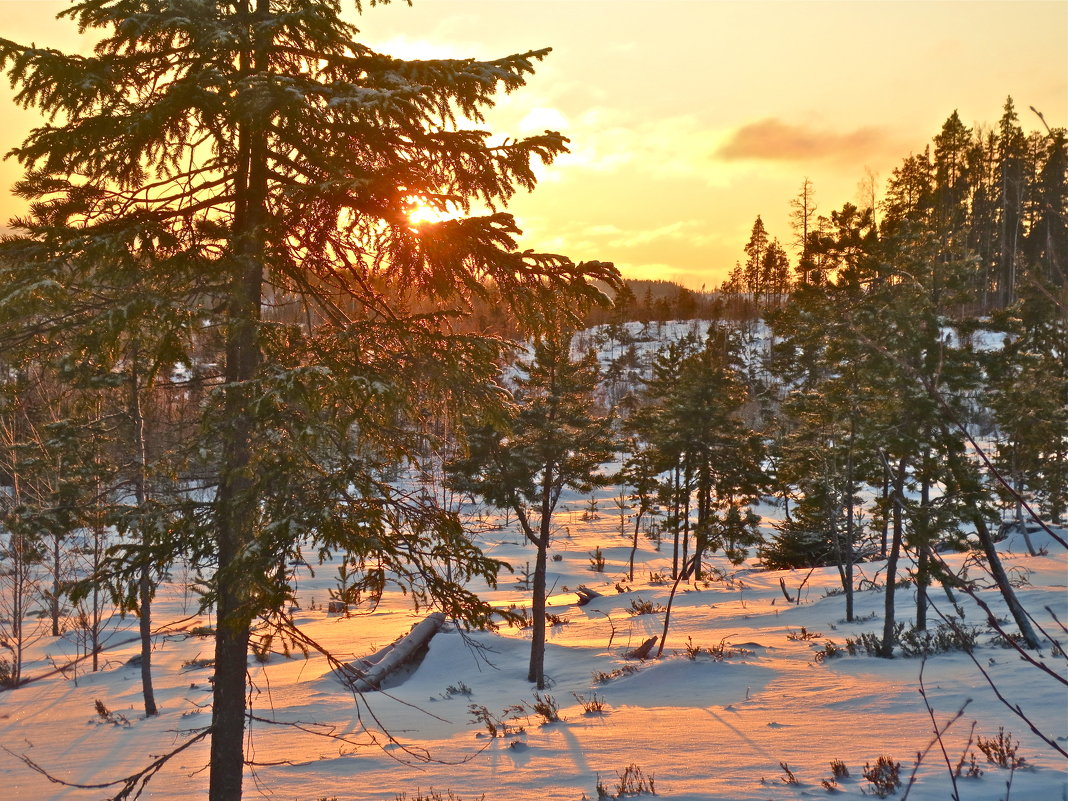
[2,729,210,801]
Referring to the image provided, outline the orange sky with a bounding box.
[1,0,1065,289]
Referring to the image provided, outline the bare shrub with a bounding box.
[572,691,608,714]
[779,762,798,785]
[593,664,640,684]
[529,692,561,723]
[977,727,1026,769]
[467,704,524,738]
[862,756,901,797]
[93,699,130,728]
[627,597,664,616]
[395,790,485,801]
[599,764,655,798]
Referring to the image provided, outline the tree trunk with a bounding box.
[527,529,549,688]
[680,461,691,576]
[209,1,267,796]
[880,458,908,658]
[130,365,157,716]
[670,465,680,580]
[528,464,554,689]
[50,532,61,637]
[943,449,1041,649]
[915,470,931,631]
[843,420,856,622]
[628,506,645,583]
[879,465,890,558]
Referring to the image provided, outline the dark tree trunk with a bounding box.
[670,465,680,580]
[843,420,856,622]
[527,534,549,688]
[50,533,61,637]
[130,365,157,716]
[942,448,1041,649]
[915,472,931,632]
[209,1,267,796]
[880,458,908,658]
[527,466,554,689]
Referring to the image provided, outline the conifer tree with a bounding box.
[446,332,614,689]
[0,2,617,796]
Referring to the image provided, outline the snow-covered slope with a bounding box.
[1,483,1065,801]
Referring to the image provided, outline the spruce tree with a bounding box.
[446,332,614,689]
[0,2,617,796]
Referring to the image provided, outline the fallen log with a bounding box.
[575,585,603,605]
[623,635,658,660]
[339,612,446,691]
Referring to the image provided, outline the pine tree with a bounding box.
[446,332,614,688]
[0,2,617,796]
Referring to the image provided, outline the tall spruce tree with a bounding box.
[0,2,617,797]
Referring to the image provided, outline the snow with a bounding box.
[1,484,1065,801]
[1,320,1065,801]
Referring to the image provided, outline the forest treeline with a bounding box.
[721,98,1065,315]
[407,97,1066,700]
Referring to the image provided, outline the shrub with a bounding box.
[529,692,561,724]
[593,665,640,684]
[813,641,845,663]
[977,727,1026,769]
[954,751,984,778]
[442,682,472,698]
[395,791,485,801]
[779,762,798,785]
[897,622,979,657]
[844,631,884,657]
[598,764,656,798]
[94,699,130,728]
[627,597,664,616]
[467,704,524,738]
[680,636,703,661]
[572,691,608,714]
[862,756,901,797]
[830,759,849,779]
[706,638,752,661]
[786,626,822,641]
[589,546,607,572]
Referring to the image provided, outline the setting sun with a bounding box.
[406,199,453,226]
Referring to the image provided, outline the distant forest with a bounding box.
[432,98,1065,336]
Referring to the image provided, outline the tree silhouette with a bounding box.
[0,1,617,797]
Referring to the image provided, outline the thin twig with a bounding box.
[2,729,210,801]
[903,657,970,801]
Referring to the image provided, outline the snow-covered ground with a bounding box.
[1,483,1065,801]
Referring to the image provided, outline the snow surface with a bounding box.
[1,320,1065,801]
[1,486,1065,801]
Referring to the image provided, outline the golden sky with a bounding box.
[1,0,1065,288]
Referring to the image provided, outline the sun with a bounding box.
[406,200,450,226]
[401,195,459,227]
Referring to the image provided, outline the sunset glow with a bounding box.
[0,0,1064,288]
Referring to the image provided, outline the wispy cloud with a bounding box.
[715,118,889,163]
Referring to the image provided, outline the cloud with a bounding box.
[715,118,889,163]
